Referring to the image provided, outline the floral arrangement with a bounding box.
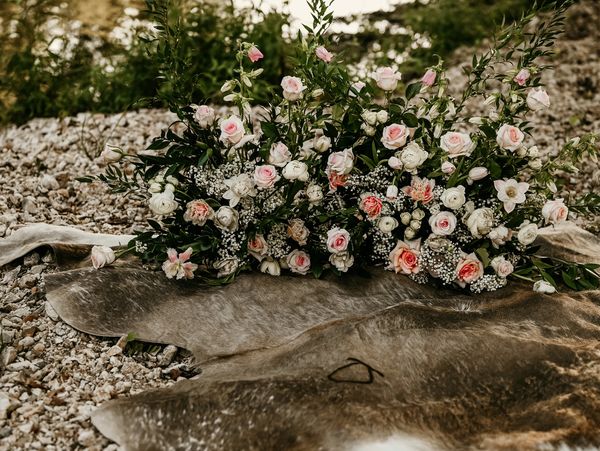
[90,0,600,292]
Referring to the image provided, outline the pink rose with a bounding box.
[441,161,456,174]
[268,142,292,167]
[287,249,311,275]
[402,176,435,204]
[328,172,348,192]
[315,46,333,63]
[455,253,484,287]
[183,200,214,226]
[388,239,420,275]
[327,227,350,253]
[327,148,354,175]
[496,124,524,151]
[281,76,306,101]
[193,105,215,128]
[381,123,409,150]
[514,68,530,86]
[429,211,457,236]
[248,234,269,261]
[359,193,383,219]
[491,256,514,278]
[440,132,475,158]
[247,46,264,63]
[542,199,568,224]
[421,69,436,87]
[254,165,280,189]
[220,116,245,146]
[371,66,402,91]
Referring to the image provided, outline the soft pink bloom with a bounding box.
[388,156,403,170]
[468,167,489,182]
[268,142,292,167]
[496,124,524,151]
[440,132,475,158]
[542,199,569,224]
[287,249,311,275]
[494,178,529,213]
[491,256,514,278]
[371,66,402,91]
[183,200,214,226]
[220,116,245,146]
[315,46,334,63]
[386,185,399,200]
[247,46,264,63]
[441,161,456,174]
[349,81,366,97]
[327,227,350,253]
[281,76,306,101]
[527,88,550,111]
[254,165,280,189]
[327,148,354,175]
[388,239,421,274]
[421,69,437,87]
[359,193,383,219]
[328,172,348,192]
[248,234,269,261]
[402,176,435,204]
[381,123,409,150]
[455,253,484,287]
[91,246,115,269]
[514,68,530,86]
[162,248,198,280]
[193,105,215,128]
[429,211,457,236]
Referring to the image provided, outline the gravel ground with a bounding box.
[0,2,599,449]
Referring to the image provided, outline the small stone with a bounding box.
[18,336,35,349]
[29,264,46,275]
[22,197,38,214]
[1,329,15,344]
[23,253,40,267]
[106,345,122,357]
[22,325,37,337]
[1,266,20,285]
[44,301,60,321]
[1,346,17,367]
[0,393,18,420]
[32,343,45,356]
[77,429,96,447]
[40,174,60,191]
[158,345,178,367]
[116,335,129,349]
[19,274,38,288]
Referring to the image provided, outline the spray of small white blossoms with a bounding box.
[96,0,599,292]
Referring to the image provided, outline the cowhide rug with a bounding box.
[2,222,600,450]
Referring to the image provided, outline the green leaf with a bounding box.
[405,82,422,101]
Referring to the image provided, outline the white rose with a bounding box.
[526,88,550,111]
[100,145,122,164]
[361,110,378,126]
[148,182,162,193]
[281,76,306,101]
[260,258,281,276]
[491,256,514,278]
[386,185,398,200]
[223,173,257,207]
[517,223,538,245]
[376,110,389,124]
[193,105,215,128]
[327,149,354,175]
[429,211,457,236]
[254,165,280,189]
[220,116,245,146]
[287,249,311,275]
[496,124,525,151]
[268,142,292,167]
[329,251,354,273]
[314,135,331,153]
[306,184,323,204]
[361,123,376,136]
[440,186,466,210]
[466,207,494,238]
[149,190,178,216]
[214,206,239,232]
[440,132,475,158]
[533,280,556,294]
[542,199,569,225]
[381,123,409,150]
[488,225,511,248]
[399,142,429,172]
[282,160,309,181]
[378,216,399,233]
[91,245,115,269]
[528,159,543,170]
[371,66,402,91]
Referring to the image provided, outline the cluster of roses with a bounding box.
[96,7,591,293]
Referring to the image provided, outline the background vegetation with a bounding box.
[0,0,574,125]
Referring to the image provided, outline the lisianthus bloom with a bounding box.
[494,179,529,213]
[247,46,264,63]
[514,68,530,86]
[315,46,334,63]
[542,199,569,224]
[281,76,306,101]
[388,239,421,274]
[402,176,435,204]
[455,253,484,287]
[162,248,198,280]
[527,88,550,111]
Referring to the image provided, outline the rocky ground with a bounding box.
[0,1,599,450]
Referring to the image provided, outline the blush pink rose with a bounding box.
[381,123,409,149]
[359,193,383,219]
[441,161,456,174]
[315,46,334,63]
[388,239,421,275]
[327,148,354,175]
[327,227,350,253]
[371,66,402,91]
[421,69,437,87]
[248,234,269,261]
[281,76,306,101]
[428,211,457,236]
[542,199,569,224]
[247,46,264,63]
[220,116,245,146]
[455,253,484,287]
[254,165,280,189]
[287,249,311,275]
[440,132,475,158]
[496,124,524,151]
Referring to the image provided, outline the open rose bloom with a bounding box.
[98,2,599,293]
